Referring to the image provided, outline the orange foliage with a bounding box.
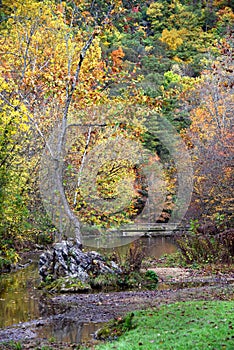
[111,47,125,72]
[185,46,234,222]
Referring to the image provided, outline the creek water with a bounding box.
[37,320,105,343]
[0,236,177,342]
[0,260,41,328]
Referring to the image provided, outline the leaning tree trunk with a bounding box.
[39,33,96,244]
[54,157,82,245]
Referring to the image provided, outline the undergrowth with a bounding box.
[175,229,234,265]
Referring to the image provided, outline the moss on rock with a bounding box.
[39,276,91,293]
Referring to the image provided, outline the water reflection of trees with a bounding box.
[37,318,102,344]
[0,237,177,328]
[0,263,40,328]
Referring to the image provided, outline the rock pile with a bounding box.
[39,239,121,283]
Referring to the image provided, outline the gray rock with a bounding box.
[39,240,121,284]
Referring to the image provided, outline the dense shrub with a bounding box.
[176,229,234,265]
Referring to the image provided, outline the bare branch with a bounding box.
[27,114,56,160]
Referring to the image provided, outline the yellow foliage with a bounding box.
[0,92,31,239]
[0,0,150,235]
[160,28,185,50]
[0,0,111,120]
[146,2,164,19]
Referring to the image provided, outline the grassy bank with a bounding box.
[92,300,234,350]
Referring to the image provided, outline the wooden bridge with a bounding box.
[108,223,189,237]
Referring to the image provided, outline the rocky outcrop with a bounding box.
[39,239,121,284]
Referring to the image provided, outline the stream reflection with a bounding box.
[39,319,103,343]
[0,262,41,328]
[0,236,177,329]
[85,236,177,259]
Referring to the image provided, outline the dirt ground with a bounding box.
[0,267,233,349]
[146,266,234,284]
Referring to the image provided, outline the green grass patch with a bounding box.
[94,301,234,350]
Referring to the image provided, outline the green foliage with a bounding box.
[90,273,120,290]
[145,269,158,282]
[214,212,226,230]
[2,341,23,350]
[0,86,34,261]
[0,248,19,271]
[91,269,159,292]
[90,242,158,291]
[189,219,200,234]
[39,276,91,293]
[91,271,144,291]
[95,301,234,350]
[35,231,54,246]
[144,269,158,289]
[116,271,143,290]
[157,252,184,267]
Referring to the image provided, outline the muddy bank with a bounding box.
[0,273,233,348]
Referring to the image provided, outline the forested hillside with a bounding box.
[0,0,233,267]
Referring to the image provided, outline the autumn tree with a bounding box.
[0,0,150,248]
[1,0,232,260]
[0,81,31,265]
[182,39,234,226]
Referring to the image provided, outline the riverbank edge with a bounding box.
[0,265,233,349]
